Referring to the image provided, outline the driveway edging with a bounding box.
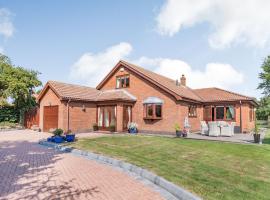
[39,140,201,200]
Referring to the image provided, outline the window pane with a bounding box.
[226,106,234,120]
[216,107,224,120]
[121,78,125,87]
[147,104,153,117]
[116,78,120,88]
[98,107,103,126]
[104,108,109,127]
[155,105,162,117]
[188,105,197,117]
[126,77,130,87]
[110,107,116,126]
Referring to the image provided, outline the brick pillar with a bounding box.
[116,104,123,132]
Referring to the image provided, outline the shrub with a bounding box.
[53,128,63,136]
[174,123,181,131]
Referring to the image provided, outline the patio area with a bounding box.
[186,131,265,144]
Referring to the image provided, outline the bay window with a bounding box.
[143,97,164,120]
[144,104,162,119]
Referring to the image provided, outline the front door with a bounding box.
[123,105,132,130]
[97,106,116,130]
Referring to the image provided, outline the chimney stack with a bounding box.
[180,74,186,86]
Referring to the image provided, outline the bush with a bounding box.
[53,128,63,136]
[0,106,19,123]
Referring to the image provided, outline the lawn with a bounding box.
[70,134,270,200]
[263,129,270,144]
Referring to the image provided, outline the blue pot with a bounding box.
[66,134,75,142]
[47,137,52,142]
[129,128,138,134]
[54,136,63,143]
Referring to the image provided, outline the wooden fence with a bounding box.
[24,107,39,129]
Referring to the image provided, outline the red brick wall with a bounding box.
[62,101,96,133]
[99,67,202,133]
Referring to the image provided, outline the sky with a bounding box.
[0,0,270,98]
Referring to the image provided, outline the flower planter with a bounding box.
[93,126,98,131]
[129,128,138,134]
[253,134,260,143]
[176,131,182,137]
[65,134,75,142]
[54,136,63,143]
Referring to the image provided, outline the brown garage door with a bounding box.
[43,106,59,132]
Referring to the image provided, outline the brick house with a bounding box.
[37,60,257,134]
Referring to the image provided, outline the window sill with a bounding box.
[188,116,197,118]
[144,117,162,120]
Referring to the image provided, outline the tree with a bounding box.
[258,55,270,96]
[0,54,42,122]
[256,97,270,120]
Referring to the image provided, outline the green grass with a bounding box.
[263,129,270,144]
[257,120,270,129]
[70,135,270,200]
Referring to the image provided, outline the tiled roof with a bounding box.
[38,81,136,102]
[193,88,255,102]
[48,81,100,101]
[96,89,137,102]
[119,60,202,101]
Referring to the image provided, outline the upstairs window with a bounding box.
[116,75,130,88]
[188,105,197,117]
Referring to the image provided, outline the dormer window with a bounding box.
[116,75,130,88]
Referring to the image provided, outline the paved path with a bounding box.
[0,130,163,200]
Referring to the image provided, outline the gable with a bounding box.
[97,60,202,103]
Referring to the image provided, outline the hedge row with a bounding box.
[0,106,19,123]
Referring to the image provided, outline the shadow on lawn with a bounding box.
[0,140,99,200]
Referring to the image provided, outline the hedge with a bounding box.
[0,105,19,123]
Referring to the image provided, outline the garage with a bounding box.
[43,105,58,132]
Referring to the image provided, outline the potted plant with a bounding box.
[174,123,182,137]
[93,123,98,131]
[65,129,75,142]
[253,122,260,143]
[53,128,64,143]
[182,128,187,137]
[109,124,116,132]
[128,122,138,134]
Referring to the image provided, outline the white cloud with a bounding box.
[0,8,14,38]
[135,57,244,89]
[70,42,244,91]
[156,0,270,48]
[70,42,132,86]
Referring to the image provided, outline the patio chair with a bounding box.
[208,122,220,136]
[200,121,209,135]
[220,122,235,136]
